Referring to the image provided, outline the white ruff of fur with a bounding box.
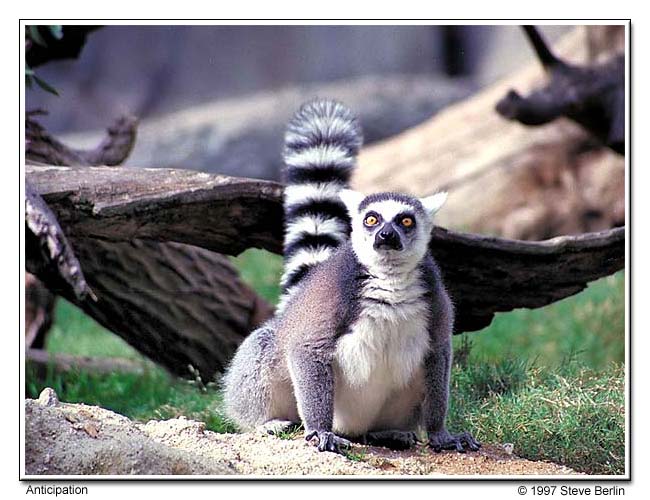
[336,268,430,389]
[333,267,430,435]
[331,196,436,435]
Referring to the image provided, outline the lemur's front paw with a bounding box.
[428,430,481,453]
[305,430,352,454]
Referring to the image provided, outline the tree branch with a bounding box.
[27,112,138,166]
[27,165,625,335]
[496,26,625,154]
[26,181,94,301]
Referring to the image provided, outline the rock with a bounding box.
[25,399,236,475]
[24,398,581,476]
[37,387,59,407]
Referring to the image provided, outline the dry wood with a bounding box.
[27,165,624,336]
[25,274,55,349]
[26,181,93,301]
[25,119,274,380]
[354,26,625,240]
[62,238,273,378]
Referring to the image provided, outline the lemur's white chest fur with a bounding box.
[333,268,430,435]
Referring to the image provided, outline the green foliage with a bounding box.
[27,265,625,475]
[453,272,625,371]
[448,362,625,475]
[446,271,625,475]
[25,25,63,96]
[344,449,368,462]
[26,362,236,434]
[230,249,283,305]
[275,424,303,440]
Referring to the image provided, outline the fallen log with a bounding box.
[27,165,625,336]
[25,119,274,380]
[354,26,625,240]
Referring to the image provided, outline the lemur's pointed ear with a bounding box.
[339,189,365,215]
[421,192,448,218]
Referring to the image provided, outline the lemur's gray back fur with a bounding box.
[279,99,363,308]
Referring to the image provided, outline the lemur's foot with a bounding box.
[428,430,481,453]
[257,419,301,436]
[305,430,352,454]
[360,430,418,450]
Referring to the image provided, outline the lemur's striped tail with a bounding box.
[278,99,363,308]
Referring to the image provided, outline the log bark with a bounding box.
[27,165,625,336]
[26,181,93,301]
[63,238,273,379]
[25,119,274,380]
[25,274,55,349]
[354,26,625,240]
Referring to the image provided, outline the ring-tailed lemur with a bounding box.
[222,99,480,454]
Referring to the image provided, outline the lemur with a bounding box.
[222,99,480,454]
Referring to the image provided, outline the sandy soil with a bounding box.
[25,388,579,477]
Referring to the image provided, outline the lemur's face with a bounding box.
[340,190,447,272]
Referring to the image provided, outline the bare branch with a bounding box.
[26,181,94,301]
[26,113,138,167]
[496,26,625,154]
[27,165,625,335]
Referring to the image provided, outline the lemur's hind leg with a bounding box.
[222,320,297,430]
[355,430,419,451]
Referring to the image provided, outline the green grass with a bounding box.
[26,249,625,475]
[26,363,237,434]
[230,248,283,305]
[453,272,625,371]
[46,299,144,359]
[448,362,625,475]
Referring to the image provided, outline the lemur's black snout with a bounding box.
[374,223,403,251]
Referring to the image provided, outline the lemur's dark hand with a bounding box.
[305,430,352,454]
[428,429,481,453]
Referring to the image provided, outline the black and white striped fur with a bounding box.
[278,99,363,310]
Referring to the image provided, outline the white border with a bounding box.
[15,19,631,484]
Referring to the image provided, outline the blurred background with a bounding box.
[27,25,572,179]
[29,25,571,130]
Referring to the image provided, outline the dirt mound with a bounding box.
[25,388,579,476]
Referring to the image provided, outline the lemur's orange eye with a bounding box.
[401,217,414,227]
[364,215,379,227]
